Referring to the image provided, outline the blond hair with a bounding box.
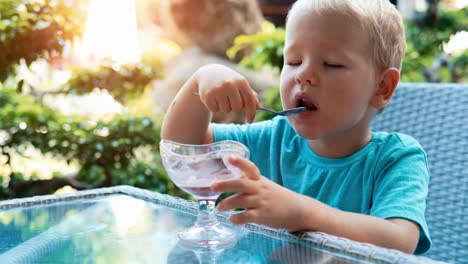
[287,0,406,71]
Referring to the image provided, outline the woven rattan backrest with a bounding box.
[371,82,468,263]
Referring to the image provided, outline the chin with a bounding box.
[296,130,322,140]
[288,120,322,140]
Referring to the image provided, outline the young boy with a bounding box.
[161,0,431,254]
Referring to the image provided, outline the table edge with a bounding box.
[0,185,445,264]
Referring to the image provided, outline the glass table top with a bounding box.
[0,194,364,263]
[0,186,442,264]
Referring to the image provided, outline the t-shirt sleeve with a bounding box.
[212,119,276,171]
[212,119,272,147]
[370,134,432,254]
[212,123,252,145]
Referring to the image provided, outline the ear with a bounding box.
[371,67,400,109]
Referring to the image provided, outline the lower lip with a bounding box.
[296,110,317,119]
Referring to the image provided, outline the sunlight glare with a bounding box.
[109,196,146,236]
[455,0,468,8]
[78,0,141,66]
[444,31,468,54]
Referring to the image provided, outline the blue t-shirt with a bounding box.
[213,116,431,254]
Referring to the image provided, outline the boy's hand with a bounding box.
[195,64,260,123]
[212,156,316,231]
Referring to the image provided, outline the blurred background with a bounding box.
[0,0,466,200]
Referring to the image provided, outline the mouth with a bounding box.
[297,98,318,112]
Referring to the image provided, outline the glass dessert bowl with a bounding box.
[160,139,249,247]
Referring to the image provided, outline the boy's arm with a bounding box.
[213,156,421,254]
[219,177,420,253]
[161,73,213,144]
[298,196,420,254]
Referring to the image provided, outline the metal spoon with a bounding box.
[256,106,305,116]
[194,92,305,116]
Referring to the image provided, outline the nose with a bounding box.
[294,66,319,87]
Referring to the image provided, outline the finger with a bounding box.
[228,88,244,112]
[204,97,220,112]
[228,156,261,181]
[239,80,257,123]
[229,210,257,225]
[211,178,257,194]
[217,193,258,212]
[217,95,231,112]
[242,93,257,123]
[254,91,260,108]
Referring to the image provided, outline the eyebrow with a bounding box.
[283,43,303,56]
[284,43,355,62]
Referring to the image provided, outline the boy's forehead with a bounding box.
[284,11,371,57]
[287,10,365,38]
[287,8,358,30]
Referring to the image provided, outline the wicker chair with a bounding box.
[371,82,468,263]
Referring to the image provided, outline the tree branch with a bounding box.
[8,172,94,198]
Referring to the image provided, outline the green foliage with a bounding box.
[403,7,468,82]
[227,22,285,72]
[0,88,59,154]
[0,0,85,81]
[65,64,159,104]
[0,86,183,199]
[0,0,188,200]
[453,52,468,81]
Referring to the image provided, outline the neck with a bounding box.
[308,128,372,159]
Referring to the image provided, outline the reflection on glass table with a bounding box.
[0,186,444,263]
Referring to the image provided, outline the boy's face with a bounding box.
[280,10,379,142]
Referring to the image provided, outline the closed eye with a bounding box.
[324,62,344,68]
[286,61,301,66]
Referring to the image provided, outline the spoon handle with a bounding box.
[256,107,280,115]
[194,92,305,116]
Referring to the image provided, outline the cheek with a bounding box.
[280,71,295,91]
[280,69,296,86]
[280,71,295,103]
[323,87,369,116]
[279,87,289,109]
